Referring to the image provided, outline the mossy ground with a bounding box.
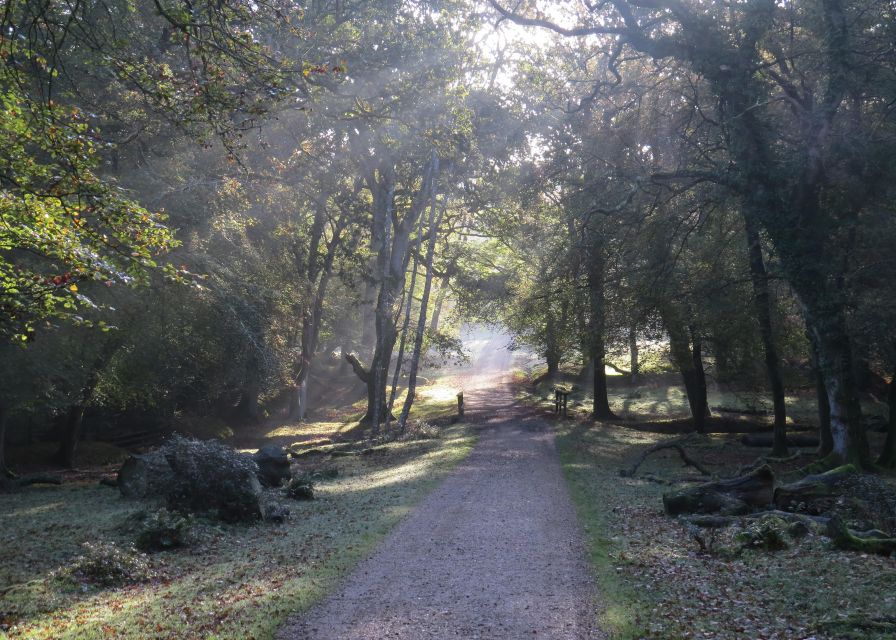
[0,381,474,639]
[521,375,896,639]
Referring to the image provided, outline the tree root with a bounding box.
[826,516,896,555]
[620,441,711,478]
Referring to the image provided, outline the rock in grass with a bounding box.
[253,445,291,487]
[117,436,263,523]
[118,451,175,499]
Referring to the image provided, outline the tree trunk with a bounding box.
[878,366,896,468]
[55,404,86,469]
[387,214,426,427]
[587,246,615,419]
[0,404,11,479]
[664,311,709,433]
[398,153,441,431]
[805,310,869,467]
[629,325,639,384]
[361,157,435,432]
[54,339,120,468]
[428,281,447,335]
[744,216,788,456]
[545,307,560,377]
[808,332,834,456]
[690,330,709,429]
[288,217,344,422]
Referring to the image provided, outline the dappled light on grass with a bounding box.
[262,421,345,440]
[322,427,475,497]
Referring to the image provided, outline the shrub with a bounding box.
[56,542,155,588]
[134,509,194,552]
[736,514,790,551]
[286,473,315,500]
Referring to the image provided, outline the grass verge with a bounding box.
[1,390,474,639]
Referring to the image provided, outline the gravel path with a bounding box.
[278,363,602,639]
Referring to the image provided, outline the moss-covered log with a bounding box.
[826,516,896,555]
[663,465,775,516]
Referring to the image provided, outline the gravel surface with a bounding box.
[278,367,603,639]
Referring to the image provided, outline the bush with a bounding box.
[286,473,315,500]
[134,509,194,551]
[736,514,790,551]
[56,542,155,588]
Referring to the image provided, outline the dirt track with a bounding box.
[278,340,602,639]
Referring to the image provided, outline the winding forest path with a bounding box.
[278,335,602,639]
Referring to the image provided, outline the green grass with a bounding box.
[556,425,650,639]
[0,383,475,640]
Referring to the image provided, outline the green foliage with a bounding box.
[133,509,195,552]
[0,81,178,339]
[735,514,790,552]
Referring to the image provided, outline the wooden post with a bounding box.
[457,391,464,418]
[554,387,570,417]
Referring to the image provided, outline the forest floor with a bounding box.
[521,374,896,640]
[0,378,475,639]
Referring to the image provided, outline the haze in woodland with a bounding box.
[1,2,895,639]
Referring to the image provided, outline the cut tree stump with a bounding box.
[663,465,775,516]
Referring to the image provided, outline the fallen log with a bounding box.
[682,510,830,530]
[0,473,63,490]
[663,465,775,516]
[773,464,857,511]
[741,434,820,448]
[620,441,711,478]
